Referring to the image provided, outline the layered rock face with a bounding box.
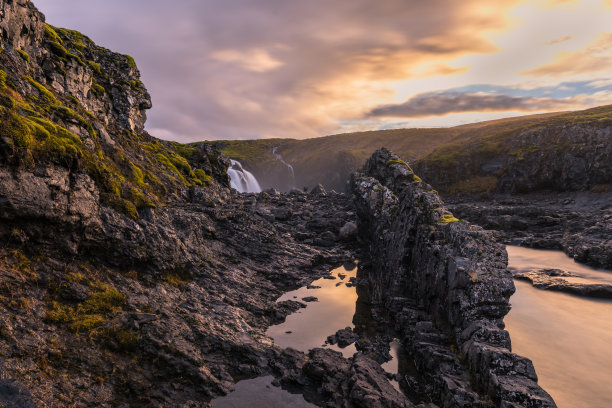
[0,0,230,228]
[351,149,556,407]
[415,121,612,195]
[0,0,151,133]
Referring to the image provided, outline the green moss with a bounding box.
[194,169,212,186]
[169,153,192,174]
[47,40,69,58]
[128,79,144,90]
[66,95,80,106]
[164,269,192,287]
[386,159,415,172]
[24,76,59,105]
[0,108,34,148]
[129,187,156,209]
[79,287,125,315]
[47,286,125,333]
[87,60,102,76]
[44,24,63,44]
[155,152,186,183]
[16,49,30,63]
[123,54,137,69]
[171,142,196,159]
[130,163,145,187]
[109,197,139,220]
[114,329,138,351]
[437,214,460,224]
[90,78,105,97]
[46,301,74,323]
[70,314,105,333]
[0,70,7,90]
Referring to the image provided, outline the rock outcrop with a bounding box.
[415,115,612,195]
[0,2,364,407]
[351,149,556,407]
[512,268,612,299]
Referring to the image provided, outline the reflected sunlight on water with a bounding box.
[505,246,612,408]
[267,264,358,357]
[213,264,359,407]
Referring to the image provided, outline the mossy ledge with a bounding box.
[0,3,226,220]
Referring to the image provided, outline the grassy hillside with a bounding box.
[202,110,579,191]
[414,105,612,195]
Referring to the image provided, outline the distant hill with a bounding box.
[414,105,612,195]
[197,109,595,191]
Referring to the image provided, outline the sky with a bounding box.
[34,0,612,142]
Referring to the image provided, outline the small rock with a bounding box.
[309,184,327,196]
[339,221,358,241]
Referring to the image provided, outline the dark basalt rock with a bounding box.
[327,327,360,348]
[0,156,360,407]
[350,148,557,408]
[278,348,414,408]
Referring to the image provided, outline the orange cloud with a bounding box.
[523,32,612,76]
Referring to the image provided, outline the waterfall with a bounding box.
[227,159,262,193]
[272,147,296,190]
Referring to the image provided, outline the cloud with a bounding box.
[369,91,583,118]
[523,32,612,77]
[33,0,521,140]
[545,35,573,45]
[210,48,284,73]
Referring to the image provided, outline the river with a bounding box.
[505,246,612,408]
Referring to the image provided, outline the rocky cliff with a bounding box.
[350,149,556,407]
[0,0,229,225]
[0,2,357,407]
[414,107,612,195]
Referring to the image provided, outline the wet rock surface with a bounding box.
[327,327,360,348]
[275,348,415,408]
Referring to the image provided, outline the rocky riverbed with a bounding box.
[447,191,612,270]
[0,183,361,407]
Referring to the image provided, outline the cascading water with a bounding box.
[272,147,296,191]
[227,159,262,193]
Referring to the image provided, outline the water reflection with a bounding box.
[507,246,612,284]
[210,376,316,408]
[267,264,358,358]
[505,246,612,408]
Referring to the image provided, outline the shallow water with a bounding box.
[505,246,612,408]
[507,246,612,284]
[210,376,316,408]
[380,339,401,391]
[266,264,359,357]
[212,264,360,406]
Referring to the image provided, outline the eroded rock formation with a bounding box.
[351,148,557,407]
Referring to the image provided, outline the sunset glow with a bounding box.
[35,0,612,140]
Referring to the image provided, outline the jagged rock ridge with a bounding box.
[351,148,557,407]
